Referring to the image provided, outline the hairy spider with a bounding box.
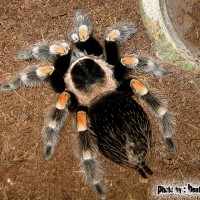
[0,11,176,199]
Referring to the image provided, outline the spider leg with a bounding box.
[68,11,103,56]
[76,108,105,199]
[49,47,71,93]
[17,42,70,62]
[44,91,71,160]
[129,79,176,152]
[0,65,54,91]
[105,23,137,65]
[105,23,137,81]
[121,55,172,77]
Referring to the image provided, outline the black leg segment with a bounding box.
[76,36,103,56]
[105,41,119,65]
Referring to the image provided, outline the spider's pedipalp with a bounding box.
[71,50,87,63]
[17,42,70,62]
[77,110,105,199]
[44,92,70,160]
[130,79,176,152]
[0,65,54,91]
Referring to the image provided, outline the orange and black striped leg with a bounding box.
[130,79,176,152]
[105,23,137,81]
[0,65,54,91]
[17,42,70,62]
[121,55,172,77]
[44,92,71,160]
[76,109,105,200]
[68,11,103,56]
[105,23,137,65]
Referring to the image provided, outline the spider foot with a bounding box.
[165,137,177,152]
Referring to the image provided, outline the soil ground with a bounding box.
[0,1,199,200]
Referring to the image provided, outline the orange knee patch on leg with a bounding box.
[56,92,70,110]
[79,25,89,41]
[36,65,54,77]
[121,56,139,67]
[130,79,148,95]
[50,45,68,55]
[106,29,120,41]
[77,111,87,131]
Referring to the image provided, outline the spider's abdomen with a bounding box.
[89,91,152,167]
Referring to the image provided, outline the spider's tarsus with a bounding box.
[165,137,177,152]
[17,49,33,60]
[93,182,105,199]
[45,145,54,160]
[160,110,176,151]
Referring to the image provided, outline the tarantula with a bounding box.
[0,11,176,199]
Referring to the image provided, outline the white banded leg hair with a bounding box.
[17,42,70,62]
[0,65,54,91]
[77,111,105,200]
[121,56,172,77]
[130,79,176,152]
[44,92,70,160]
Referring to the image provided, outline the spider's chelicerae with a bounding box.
[0,11,176,199]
